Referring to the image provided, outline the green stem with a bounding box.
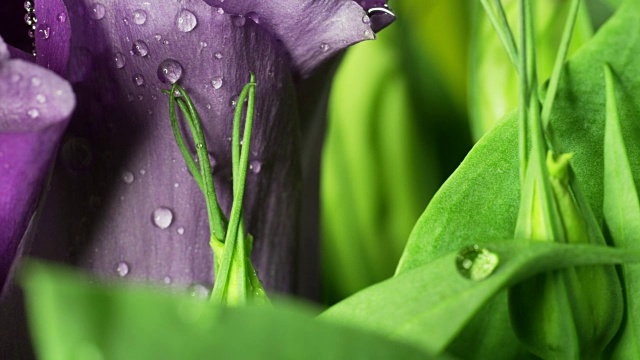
[541,0,581,128]
[517,0,529,187]
[168,92,205,193]
[480,0,520,70]
[172,83,227,242]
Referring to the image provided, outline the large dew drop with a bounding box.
[176,9,197,32]
[88,3,106,20]
[132,40,149,57]
[455,244,499,281]
[152,206,174,229]
[121,170,134,184]
[132,73,145,86]
[188,283,210,300]
[211,76,223,90]
[113,52,126,69]
[116,261,130,277]
[157,59,183,84]
[132,9,147,25]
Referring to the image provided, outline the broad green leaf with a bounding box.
[322,22,440,302]
[470,0,593,140]
[21,261,433,360]
[321,241,640,355]
[397,0,640,357]
[602,64,640,358]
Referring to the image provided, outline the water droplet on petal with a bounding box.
[121,170,134,184]
[364,29,372,37]
[24,1,33,11]
[214,52,222,60]
[177,227,185,235]
[231,15,245,27]
[249,160,262,174]
[154,34,162,41]
[211,76,223,90]
[229,97,237,108]
[116,261,130,277]
[132,40,149,57]
[113,52,126,68]
[88,3,106,20]
[176,9,197,32]
[132,73,145,86]
[139,169,146,175]
[456,245,499,281]
[199,41,208,48]
[215,7,224,15]
[362,15,371,24]
[132,9,147,25]
[152,206,174,229]
[36,94,46,103]
[187,284,210,299]
[319,43,330,52]
[163,276,172,284]
[26,108,39,119]
[247,12,260,24]
[157,59,183,84]
[57,12,67,23]
[31,77,41,87]
[36,23,50,40]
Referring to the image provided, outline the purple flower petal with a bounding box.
[7,45,33,62]
[203,0,376,76]
[25,0,300,296]
[0,35,75,293]
[35,0,72,77]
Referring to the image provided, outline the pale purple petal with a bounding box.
[35,0,73,77]
[23,0,300,297]
[0,37,75,292]
[203,0,376,76]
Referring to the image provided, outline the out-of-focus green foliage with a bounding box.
[321,0,473,304]
[469,0,593,141]
[396,0,640,356]
[21,261,433,360]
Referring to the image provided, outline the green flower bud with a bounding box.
[509,152,623,359]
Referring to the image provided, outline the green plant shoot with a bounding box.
[167,73,268,305]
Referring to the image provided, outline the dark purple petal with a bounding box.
[366,5,396,33]
[23,0,300,297]
[7,45,33,62]
[35,0,72,77]
[203,0,376,77]
[0,35,75,293]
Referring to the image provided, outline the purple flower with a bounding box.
[1,0,393,352]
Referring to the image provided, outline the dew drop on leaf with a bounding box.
[455,245,499,281]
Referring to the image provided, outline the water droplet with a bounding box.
[211,76,223,90]
[24,1,33,11]
[132,73,145,86]
[154,34,162,41]
[137,94,144,101]
[31,77,41,87]
[362,15,371,24]
[132,9,147,25]
[116,261,130,277]
[319,43,330,52]
[152,206,174,229]
[205,103,212,110]
[249,160,262,174]
[113,52,126,68]
[57,12,67,23]
[187,284,210,299]
[88,3,106,20]
[177,227,185,235]
[26,108,39,119]
[163,276,172,284]
[174,182,179,188]
[229,97,237,108]
[27,29,35,39]
[139,169,146,175]
[215,7,224,15]
[214,52,222,60]
[162,40,170,45]
[247,12,260,24]
[231,15,246,27]
[157,59,183,84]
[176,9,197,32]
[132,40,149,57]
[121,170,134,184]
[36,94,46,103]
[36,23,50,40]
[10,74,21,83]
[455,245,499,281]
[364,29,372,37]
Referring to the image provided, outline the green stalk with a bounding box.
[168,92,205,192]
[480,0,520,69]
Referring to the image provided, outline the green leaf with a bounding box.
[321,241,640,355]
[397,1,640,356]
[602,63,640,357]
[21,261,434,360]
